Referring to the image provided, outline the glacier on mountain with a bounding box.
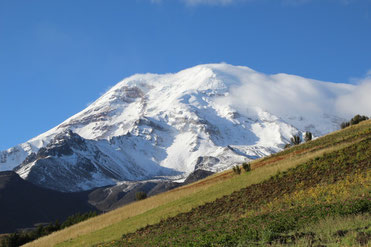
[0,64,353,191]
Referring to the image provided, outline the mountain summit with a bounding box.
[0,64,352,192]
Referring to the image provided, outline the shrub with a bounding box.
[290,135,301,145]
[232,165,241,175]
[304,131,312,142]
[60,211,97,229]
[350,114,369,125]
[0,211,97,247]
[341,114,369,129]
[340,121,350,129]
[135,191,147,201]
[284,143,291,149]
[242,162,251,172]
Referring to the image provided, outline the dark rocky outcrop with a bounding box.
[183,169,214,185]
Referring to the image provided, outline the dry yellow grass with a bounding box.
[23,121,371,247]
[24,170,235,247]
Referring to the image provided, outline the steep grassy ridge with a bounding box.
[25,120,371,247]
[100,134,371,246]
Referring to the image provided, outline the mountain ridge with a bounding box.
[0,170,95,233]
[0,64,350,192]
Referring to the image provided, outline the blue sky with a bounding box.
[1,0,371,150]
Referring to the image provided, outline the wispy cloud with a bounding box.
[335,70,371,117]
[217,72,343,121]
[215,68,371,126]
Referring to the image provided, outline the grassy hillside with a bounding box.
[25,120,371,247]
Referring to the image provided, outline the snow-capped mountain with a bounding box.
[0,64,353,192]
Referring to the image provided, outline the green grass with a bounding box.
[25,120,371,247]
[0,235,9,245]
[98,124,371,246]
[286,214,371,247]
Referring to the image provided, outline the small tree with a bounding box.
[290,135,301,145]
[135,191,147,201]
[340,121,350,129]
[242,162,251,172]
[304,131,312,142]
[350,114,369,125]
[232,165,241,175]
[341,114,369,129]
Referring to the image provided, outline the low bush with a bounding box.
[232,165,241,175]
[290,135,301,145]
[341,121,350,129]
[135,191,147,201]
[341,114,369,129]
[242,162,251,172]
[0,211,97,247]
[304,131,312,142]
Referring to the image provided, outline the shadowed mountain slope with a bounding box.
[0,171,96,234]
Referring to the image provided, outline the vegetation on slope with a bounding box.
[26,120,371,247]
[340,114,369,129]
[99,135,371,246]
[1,212,97,247]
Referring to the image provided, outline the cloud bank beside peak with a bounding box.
[335,75,371,117]
[215,69,371,130]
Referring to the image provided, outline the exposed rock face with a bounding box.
[87,169,214,212]
[183,169,214,185]
[0,64,350,192]
[13,130,181,192]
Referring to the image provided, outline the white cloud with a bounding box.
[335,74,371,117]
[216,68,371,129]
[218,72,344,120]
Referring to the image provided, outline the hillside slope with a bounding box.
[25,120,371,247]
[0,169,213,234]
[0,64,351,192]
[0,172,95,234]
[113,128,370,246]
